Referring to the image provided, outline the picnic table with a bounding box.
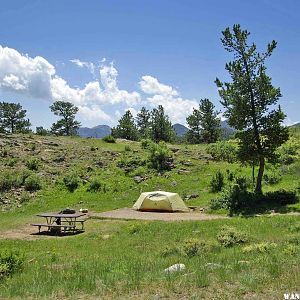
[31,212,87,233]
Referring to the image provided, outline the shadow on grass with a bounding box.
[233,202,300,217]
[229,190,300,217]
[31,230,85,237]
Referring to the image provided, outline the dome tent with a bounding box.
[133,191,189,212]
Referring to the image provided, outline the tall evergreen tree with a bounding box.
[136,107,151,139]
[112,110,138,140]
[50,101,81,136]
[0,102,31,133]
[186,99,221,144]
[215,24,289,194]
[150,105,175,142]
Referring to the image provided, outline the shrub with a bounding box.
[264,190,298,205]
[263,166,282,185]
[210,183,254,213]
[182,238,202,257]
[28,143,36,151]
[0,250,23,281]
[87,178,102,192]
[161,246,180,258]
[283,245,298,256]
[117,156,146,174]
[242,242,277,253]
[36,126,49,136]
[1,148,9,157]
[148,142,174,171]
[217,226,248,247]
[207,141,238,163]
[24,175,42,191]
[102,135,116,143]
[141,139,152,149]
[210,171,224,192]
[289,222,300,233]
[6,158,18,167]
[26,158,39,171]
[20,191,31,203]
[277,140,299,165]
[124,145,131,152]
[63,173,80,192]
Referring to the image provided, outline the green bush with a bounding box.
[217,226,248,247]
[263,166,282,185]
[24,175,42,191]
[182,238,202,257]
[141,139,152,149]
[207,141,238,163]
[148,142,174,171]
[160,246,180,258]
[26,158,40,171]
[242,242,277,253]
[28,143,36,151]
[210,171,224,192]
[124,145,131,152]
[20,191,31,203]
[117,156,146,174]
[264,190,298,205]
[0,148,9,157]
[63,173,80,192]
[6,158,18,167]
[102,135,116,143]
[0,250,23,281]
[277,140,299,165]
[87,178,102,192]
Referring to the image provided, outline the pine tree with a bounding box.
[215,24,289,194]
[111,110,138,141]
[50,101,81,136]
[150,105,175,142]
[186,99,221,144]
[136,107,151,139]
[0,102,31,133]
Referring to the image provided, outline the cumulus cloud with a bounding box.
[70,59,96,76]
[139,75,197,124]
[0,45,141,124]
[140,75,179,96]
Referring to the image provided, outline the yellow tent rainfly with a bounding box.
[133,191,189,212]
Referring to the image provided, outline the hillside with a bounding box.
[0,132,299,299]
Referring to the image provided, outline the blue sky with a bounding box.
[0,0,299,128]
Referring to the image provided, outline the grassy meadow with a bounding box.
[0,130,300,299]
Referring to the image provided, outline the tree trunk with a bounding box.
[255,156,265,194]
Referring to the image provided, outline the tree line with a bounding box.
[0,99,222,144]
[0,24,289,194]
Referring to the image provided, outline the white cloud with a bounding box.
[140,75,179,96]
[139,75,197,124]
[0,46,55,99]
[70,59,95,76]
[0,45,141,124]
[78,105,112,123]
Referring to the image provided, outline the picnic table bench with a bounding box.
[31,212,87,234]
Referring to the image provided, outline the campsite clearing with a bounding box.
[92,207,226,221]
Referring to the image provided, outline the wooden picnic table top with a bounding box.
[36,212,86,218]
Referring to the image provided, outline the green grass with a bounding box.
[0,131,299,299]
[0,216,299,299]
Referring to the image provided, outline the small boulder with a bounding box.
[164,263,186,274]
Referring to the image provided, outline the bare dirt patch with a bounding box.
[92,208,227,221]
[0,224,46,240]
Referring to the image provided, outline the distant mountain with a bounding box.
[172,121,235,139]
[220,120,235,139]
[172,123,189,137]
[78,125,111,138]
